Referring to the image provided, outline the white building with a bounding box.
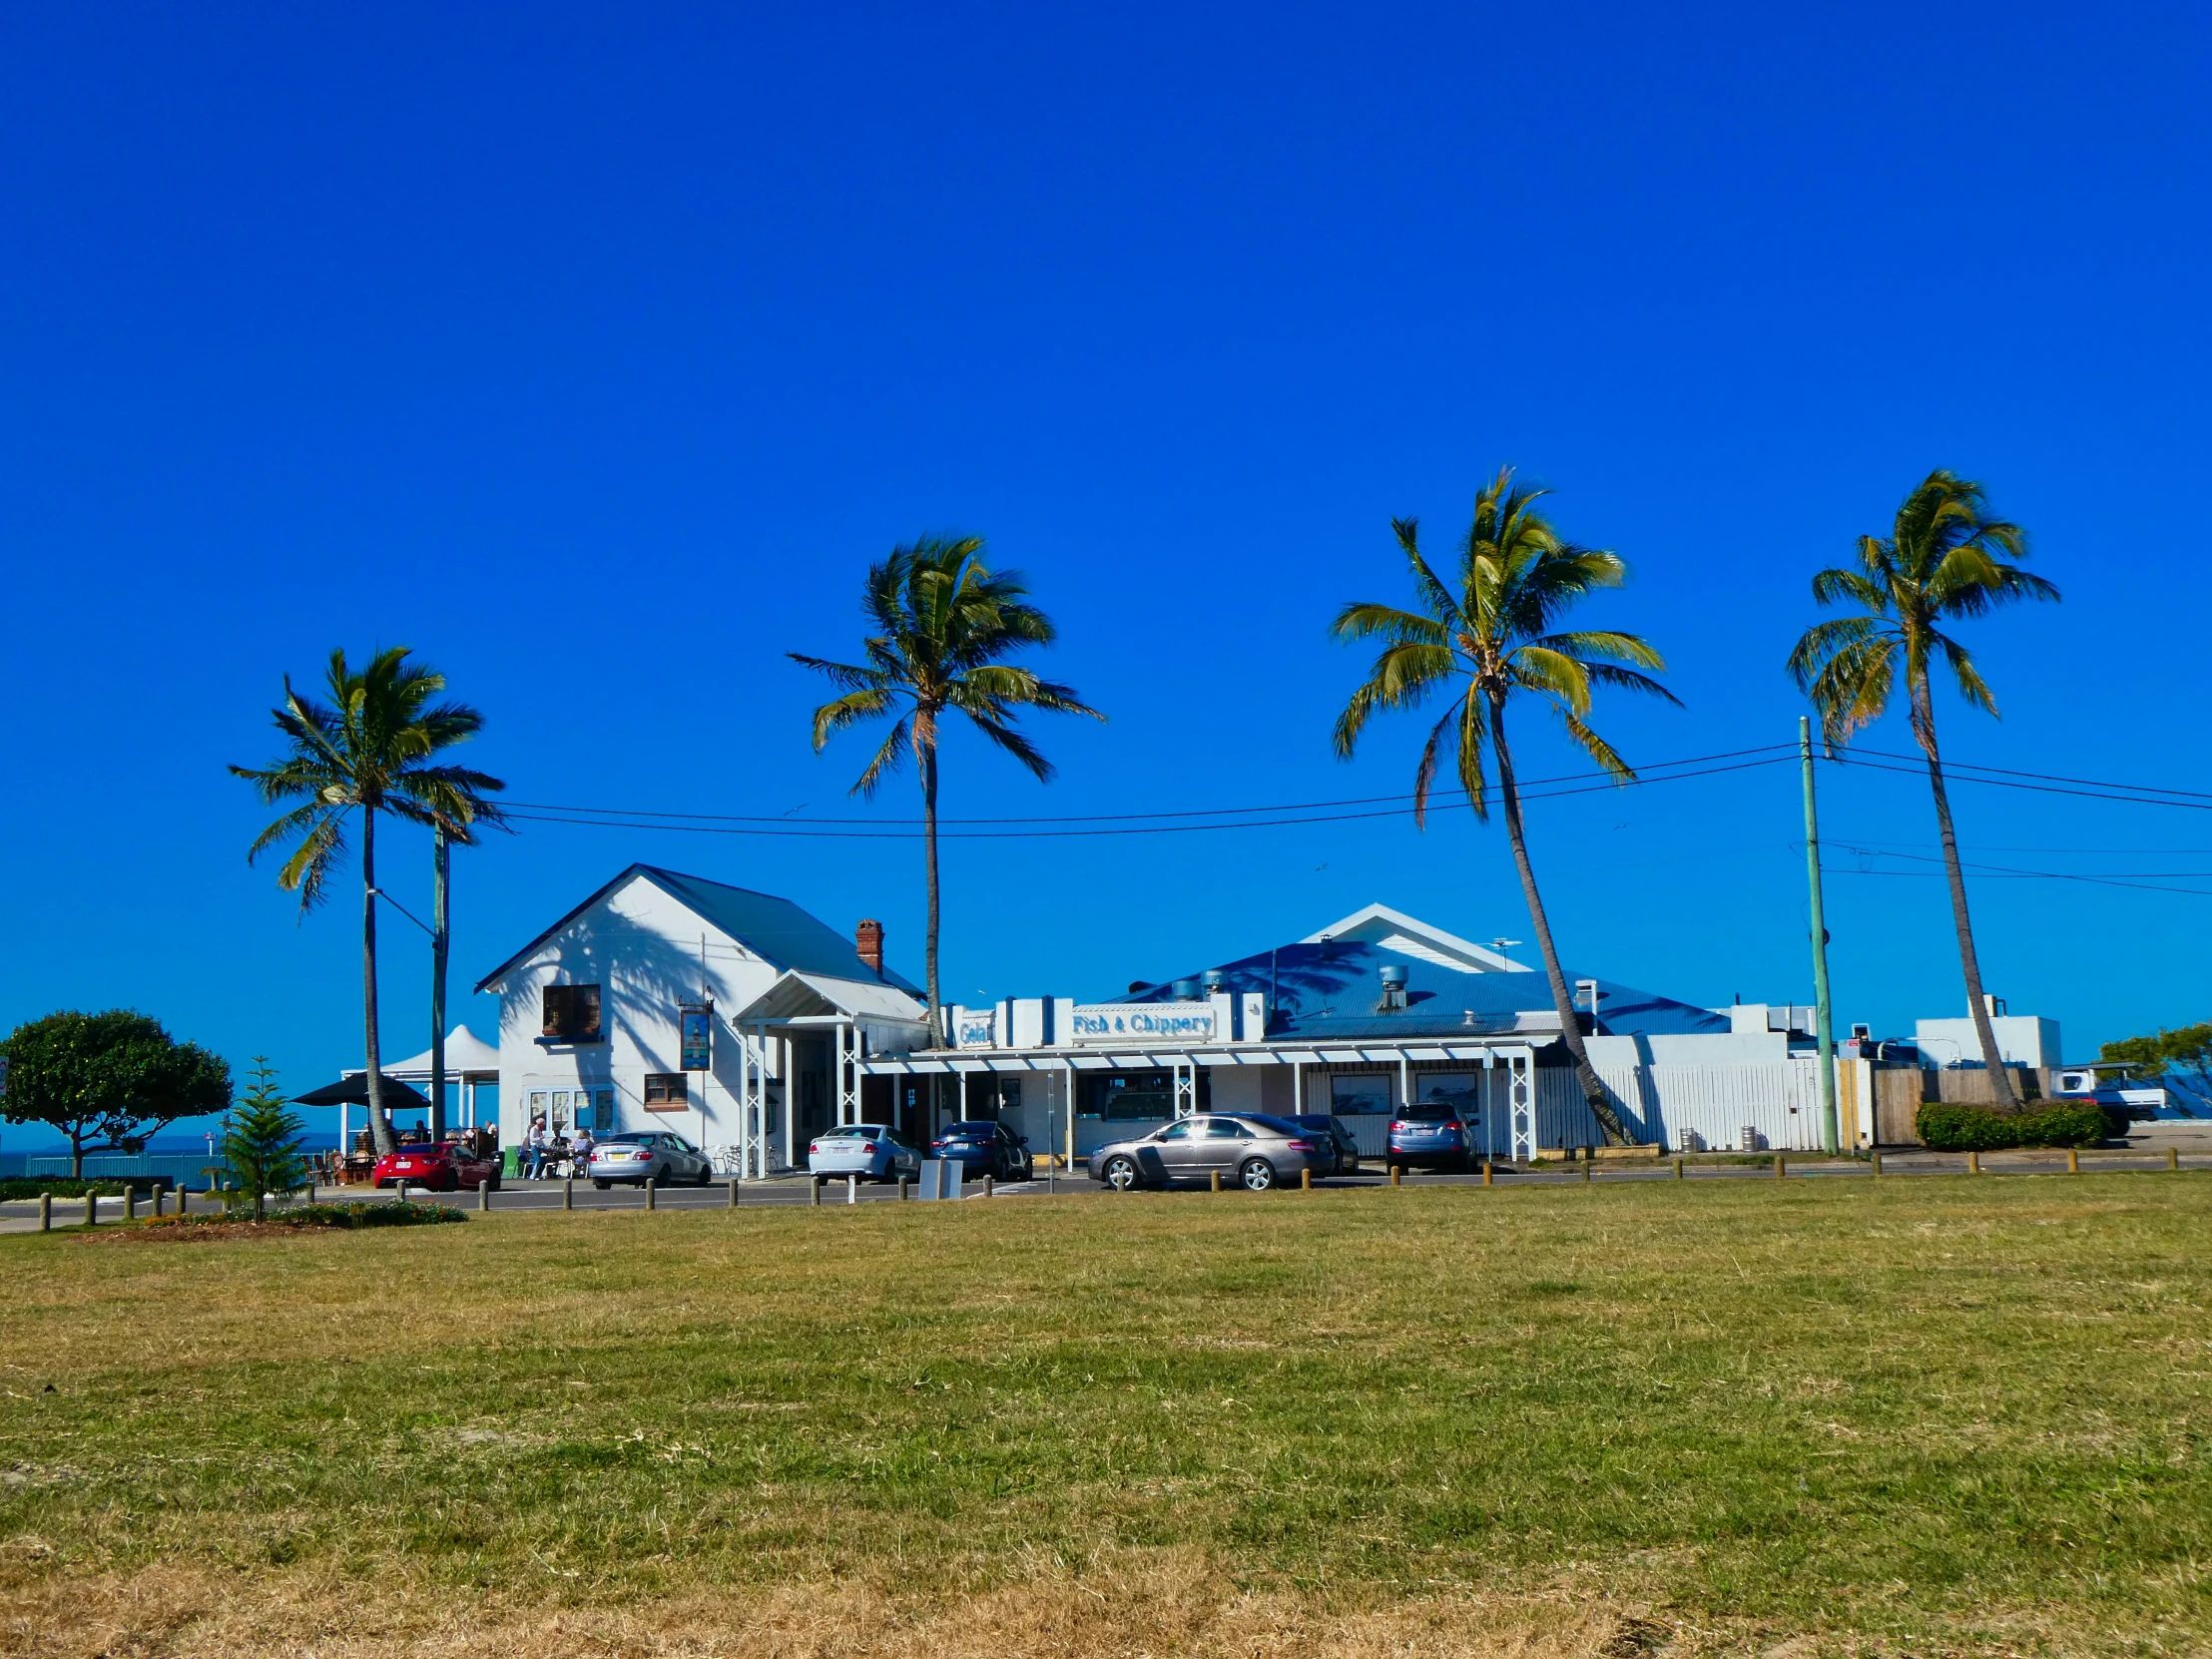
[860,902,1870,1158]
[1915,1005,2062,1070]
[474,864,928,1174]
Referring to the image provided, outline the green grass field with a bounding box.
[3,1176,2208,1656]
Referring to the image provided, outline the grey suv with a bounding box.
[1089,1114,1331,1192]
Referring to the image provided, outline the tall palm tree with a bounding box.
[1332,466,1678,1145]
[1788,469,2058,1111]
[793,536,1102,1031]
[231,648,506,1156]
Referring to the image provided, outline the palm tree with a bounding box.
[1788,469,2058,1111]
[793,536,1102,1031]
[1332,466,1679,1145]
[231,648,506,1156]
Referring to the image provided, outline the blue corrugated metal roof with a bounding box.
[475,864,918,994]
[1125,937,1727,1040]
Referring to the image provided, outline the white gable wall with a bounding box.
[482,871,791,1159]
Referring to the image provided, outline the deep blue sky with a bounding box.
[5,0,2209,1147]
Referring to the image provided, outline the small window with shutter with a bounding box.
[540,982,604,1042]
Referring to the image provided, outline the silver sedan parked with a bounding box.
[1088,1114,1332,1192]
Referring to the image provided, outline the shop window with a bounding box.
[1080,1069,1208,1120]
[1330,1074,1392,1115]
[643,1073,687,1111]
[541,983,603,1042]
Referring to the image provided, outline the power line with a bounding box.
[502,744,1798,829]
[504,756,1798,841]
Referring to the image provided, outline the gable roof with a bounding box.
[727,969,929,1027]
[1125,905,1727,1041]
[475,864,919,995]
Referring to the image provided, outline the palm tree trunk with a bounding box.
[920,724,942,1043]
[1486,694,1631,1146]
[1916,691,2020,1110]
[361,809,396,1156]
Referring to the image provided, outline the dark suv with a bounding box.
[1387,1101,1473,1173]
[1289,1114,1362,1176]
[929,1120,1034,1182]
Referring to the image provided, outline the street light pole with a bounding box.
[1801,717,1840,1155]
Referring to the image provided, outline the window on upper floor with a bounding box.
[541,983,603,1042]
[643,1073,687,1110]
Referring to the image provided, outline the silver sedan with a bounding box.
[1088,1114,1332,1192]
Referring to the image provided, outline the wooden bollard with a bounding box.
[84,1192,97,1228]
[1210,1169,1222,1193]
[153,1186,167,1218]
[1673,1157,1684,1181]
[645,1177,658,1211]
[811,1177,822,1206]
[897,1176,910,1201]
[1301,1167,1312,1191]
[124,1188,138,1222]
[1483,1162,1494,1186]
[1582,1159,1592,1184]
[1774,1155,1786,1180]
[2067,1147,2079,1174]
[1871,1150,1884,1178]
[38,1193,51,1232]
[476,1179,490,1212]
[563,1177,575,1211]
[2170,1147,2181,1172]
[727,1178,740,1209]
[845,1174,857,1205]
[1967,1150,1981,1175]
[983,1174,994,1198]
[1389,1165,1401,1187]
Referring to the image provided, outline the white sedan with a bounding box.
[807,1125,922,1183]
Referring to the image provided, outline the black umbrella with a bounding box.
[289,1074,432,1108]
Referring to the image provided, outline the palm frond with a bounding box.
[1332,641,1460,758]
[1328,602,1449,647]
[848,714,913,799]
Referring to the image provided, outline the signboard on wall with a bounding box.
[955,1009,997,1049]
[1069,1003,1218,1044]
[679,1005,713,1071]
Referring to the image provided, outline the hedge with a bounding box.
[1917,1098,2113,1151]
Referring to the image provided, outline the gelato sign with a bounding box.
[1070,1002,1218,1045]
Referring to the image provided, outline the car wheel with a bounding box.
[1102,1154,1140,1192]
[488,1173,501,1191]
[1240,1158,1278,1192]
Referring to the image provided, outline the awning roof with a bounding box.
[727,969,928,1028]
[371,1024,502,1079]
[856,1039,1539,1075]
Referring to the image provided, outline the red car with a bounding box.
[372,1141,501,1192]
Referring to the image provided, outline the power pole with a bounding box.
[1800,717,1840,1154]
[429,821,450,1143]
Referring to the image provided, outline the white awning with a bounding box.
[853,1040,1536,1076]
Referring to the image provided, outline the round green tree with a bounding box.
[0,1010,231,1177]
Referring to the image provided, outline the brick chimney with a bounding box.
[854,918,884,978]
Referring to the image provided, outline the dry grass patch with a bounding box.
[4,1178,2210,1655]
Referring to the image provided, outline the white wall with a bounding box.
[486,872,789,1161]
[1914,1014,2061,1069]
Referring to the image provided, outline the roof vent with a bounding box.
[1379,963,1408,1012]
[1171,977,1201,1001]
[1202,968,1226,993]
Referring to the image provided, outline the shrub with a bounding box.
[136,1200,464,1233]
[1918,1099,2112,1150]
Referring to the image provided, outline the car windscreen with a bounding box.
[1291,1115,1333,1131]
[943,1123,996,1137]
[1398,1103,1457,1122]
[820,1129,876,1140]
[598,1134,650,1145]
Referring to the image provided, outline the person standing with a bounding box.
[526,1119,550,1180]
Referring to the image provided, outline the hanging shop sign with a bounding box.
[1069,1002,1218,1044]
[679,1005,714,1071]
